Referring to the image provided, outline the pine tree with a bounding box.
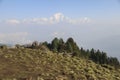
[51,37,59,52]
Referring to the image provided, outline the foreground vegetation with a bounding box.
[0,47,120,80]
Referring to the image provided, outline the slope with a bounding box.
[0,48,120,80]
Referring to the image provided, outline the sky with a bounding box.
[0,0,120,59]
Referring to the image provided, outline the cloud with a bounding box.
[52,13,64,22]
[0,32,31,44]
[52,32,65,37]
[26,13,91,24]
[3,13,91,25]
[22,13,65,25]
[6,19,20,25]
[65,17,91,24]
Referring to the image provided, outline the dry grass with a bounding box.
[0,48,119,80]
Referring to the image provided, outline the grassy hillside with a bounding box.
[0,47,120,80]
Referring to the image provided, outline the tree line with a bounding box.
[41,37,120,68]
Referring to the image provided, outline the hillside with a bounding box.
[0,48,120,80]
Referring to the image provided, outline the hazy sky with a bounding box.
[0,0,120,59]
